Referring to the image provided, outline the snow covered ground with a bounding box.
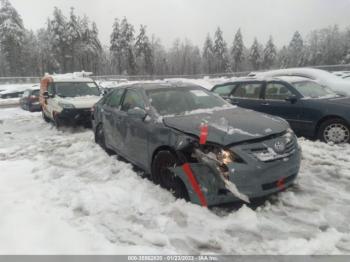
[1,107,350,255]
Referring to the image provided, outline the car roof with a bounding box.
[213,75,313,87]
[124,82,204,91]
[43,72,94,83]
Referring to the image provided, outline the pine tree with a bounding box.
[213,27,228,73]
[262,36,276,69]
[202,34,214,74]
[135,25,154,75]
[120,17,136,74]
[110,18,122,74]
[288,31,304,67]
[231,28,244,71]
[249,38,261,70]
[49,7,69,72]
[0,0,25,76]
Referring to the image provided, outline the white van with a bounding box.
[40,72,101,127]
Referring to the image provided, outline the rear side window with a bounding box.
[121,90,145,111]
[265,82,293,100]
[233,83,263,99]
[48,83,54,94]
[105,88,124,108]
[212,84,236,96]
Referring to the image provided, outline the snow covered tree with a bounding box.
[202,34,214,74]
[288,31,305,67]
[276,46,289,68]
[0,0,25,76]
[120,17,136,74]
[231,28,244,71]
[135,25,154,75]
[262,36,276,69]
[110,18,122,74]
[213,27,228,73]
[249,38,261,70]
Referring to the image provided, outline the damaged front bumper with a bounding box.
[171,134,301,206]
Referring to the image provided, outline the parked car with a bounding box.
[212,76,350,143]
[250,68,350,96]
[40,72,101,127]
[0,90,24,99]
[92,82,301,206]
[20,86,41,112]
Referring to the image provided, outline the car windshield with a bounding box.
[292,81,338,98]
[55,82,100,97]
[147,86,228,116]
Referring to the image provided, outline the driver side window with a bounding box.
[265,82,293,100]
[121,90,145,112]
[105,88,124,108]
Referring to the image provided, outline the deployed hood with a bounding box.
[57,95,101,109]
[163,107,289,146]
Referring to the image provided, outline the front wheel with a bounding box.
[152,150,189,201]
[318,118,350,144]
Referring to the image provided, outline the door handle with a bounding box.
[232,100,239,104]
[261,102,270,106]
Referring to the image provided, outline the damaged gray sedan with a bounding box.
[92,83,301,206]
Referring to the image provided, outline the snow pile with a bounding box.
[0,108,350,254]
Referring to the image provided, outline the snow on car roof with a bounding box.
[273,75,314,83]
[47,72,94,82]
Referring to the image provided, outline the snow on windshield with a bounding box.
[55,82,100,97]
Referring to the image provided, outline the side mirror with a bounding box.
[285,95,298,104]
[43,91,49,99]
[127,107,147,120]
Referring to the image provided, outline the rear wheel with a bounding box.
[42,110,50,123]
[95,124,114,155]
[152,150,189,200]
[318,118,350,144]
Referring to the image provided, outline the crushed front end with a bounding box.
[171,129,301,206]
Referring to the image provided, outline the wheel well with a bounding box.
[151,146,177,166]
[315,115,349,136]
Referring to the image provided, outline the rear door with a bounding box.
[230,82,265,111]
[261,81,303,131]
[102,88,125,151]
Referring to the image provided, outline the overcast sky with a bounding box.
[10,0,350,48]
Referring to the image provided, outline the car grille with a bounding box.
[249,134,296,162]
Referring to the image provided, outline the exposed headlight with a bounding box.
[197,145,243,165]
[216,149,236,165]
[59,102,75,109]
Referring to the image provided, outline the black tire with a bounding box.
[318,118,350,144]
[95,124,115,155]
[95,124,107,149]
[152,150,189,201]
[42,110,50,123]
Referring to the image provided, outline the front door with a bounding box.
[120,89,149,169]
[261,81,303,131]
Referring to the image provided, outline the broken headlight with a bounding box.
[194,145,243,165]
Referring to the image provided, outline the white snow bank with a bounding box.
[0,83,38,94]
[0,108,350,254]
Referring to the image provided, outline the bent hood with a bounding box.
[57,95,101,109]
[163,107,289,146]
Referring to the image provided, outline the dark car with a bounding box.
[92,83,301,206]
[20,88,41,112]
[212,76,350,144]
